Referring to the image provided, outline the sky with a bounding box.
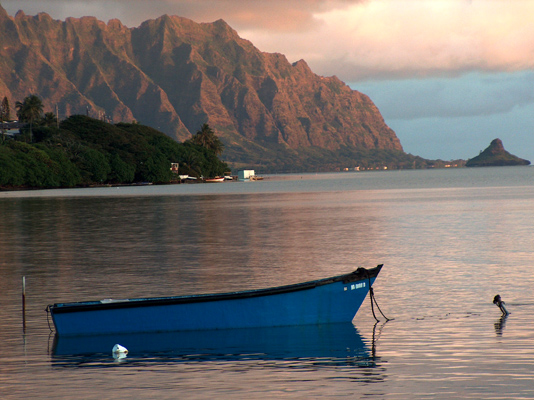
[3,0,534,162]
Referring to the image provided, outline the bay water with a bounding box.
[1,167,533,399]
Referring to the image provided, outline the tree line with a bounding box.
[1,95,58,141]
[0,95,230,188]
[1,94,54,124]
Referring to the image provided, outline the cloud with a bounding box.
[243,0,534,80]
[2,0,362,31]
[353,71,534,161]
[353,71,534,120]
[3,0,174,26]
[4,0,534,81]
[387,104,534,162]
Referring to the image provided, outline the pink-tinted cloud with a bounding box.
[243,0,534,80]
[3,0,534,81]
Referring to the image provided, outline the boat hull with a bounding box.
[49,265,382,336]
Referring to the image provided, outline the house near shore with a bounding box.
[238,170,255,181]
[1,128,20,138]
[1,121,22,138]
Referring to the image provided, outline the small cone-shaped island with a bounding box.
[466,139,531,167]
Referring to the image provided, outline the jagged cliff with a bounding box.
[0,6,404,170]
[466,139,530,167]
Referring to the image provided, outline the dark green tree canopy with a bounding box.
[188,123,225,156]
[0,96,10,122]
[42,112,57,128]
[0,115,230,188]
[16,95,44,123]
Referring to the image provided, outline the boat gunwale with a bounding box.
[50,265,382,314]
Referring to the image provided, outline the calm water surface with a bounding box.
[1,167,533,399]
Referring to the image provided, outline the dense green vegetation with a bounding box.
[0,115,230,189]
[228,143,464,173]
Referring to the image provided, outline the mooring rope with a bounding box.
[371,320,390,358]
[45,305,54,332]
[367,272,392,322]
[370,286,392,321]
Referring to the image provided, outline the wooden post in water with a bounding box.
[493,294,509,316]
[22,276,26,333]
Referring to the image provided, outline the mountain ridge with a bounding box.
[0,6,408,171]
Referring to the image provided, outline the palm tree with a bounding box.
[43,112,58,128]
[16,95,44,142]
[0,96,10,122]
[188,123,224,156]
[0,96,9,141]
[180,150,202,177]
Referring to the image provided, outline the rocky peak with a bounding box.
[210,18,239,38]
[487,138,505,154]
[14,10,26,20]
[466,138,530,167]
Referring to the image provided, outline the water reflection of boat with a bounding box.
[51,323,373,367]
[48,265,382,336]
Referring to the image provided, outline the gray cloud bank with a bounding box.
[354,71,534,121]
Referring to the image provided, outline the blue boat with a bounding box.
[48,265,382,336]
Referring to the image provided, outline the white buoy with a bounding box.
[112,344,128,361]
[111,344,128,361]
[112,344,128,354]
